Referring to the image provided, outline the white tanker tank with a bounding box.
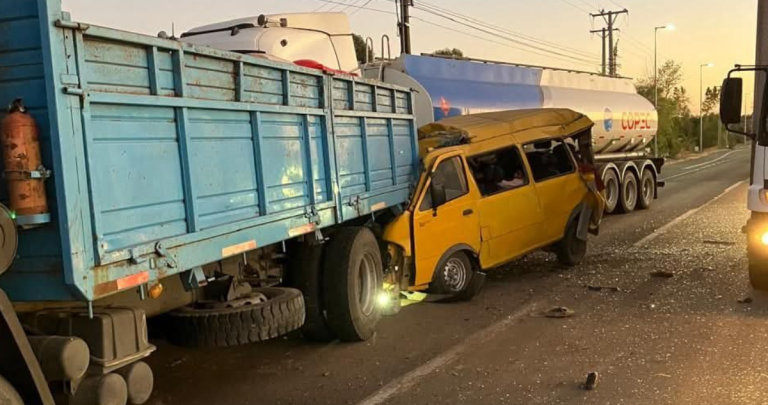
[363,54,658,157]
[181,13,664,214]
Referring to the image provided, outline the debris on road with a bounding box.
[584,372,599,390]
[702,240,737,246]
[586,285,621,292]
[738,297,754,304]
[545,307,575,318]
[650,270,675,278]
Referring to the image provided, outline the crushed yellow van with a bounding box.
[383,108,604,300]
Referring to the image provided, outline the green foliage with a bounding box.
[433,48,465,58]
[353,33,373,63]
[635,61,728,157]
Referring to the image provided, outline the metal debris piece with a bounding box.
[545,307,574,318]
[738,297,754,304]
[584,372,599,390]
[650,270,674,278]
[586,285,621,292]
[702,240,737,246]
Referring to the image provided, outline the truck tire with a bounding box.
[323,227,383,342]
[286,242,336,342]
[164,287,305,347]
[0,375,23,405]
[617,170,638,213]
[602,169,620,214]
[555,219,587,266]
[637,169,655,210]
[748,243,768,291]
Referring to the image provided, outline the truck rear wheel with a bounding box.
[602,169,620,214]
[164,287,305,347]
[637,169,655,210]
[617,171,638,213]
[286,242,336,342]
[323,227,383,342]
[0,375,23,405]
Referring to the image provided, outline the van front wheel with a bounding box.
[555,220,587,266]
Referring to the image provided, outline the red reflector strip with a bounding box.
[116,271,150,290]
[288,223,316,238]
[222,240,257,257]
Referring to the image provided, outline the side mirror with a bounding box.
[720,77,743,125]
[430,182,447,210]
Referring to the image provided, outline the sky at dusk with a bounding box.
[61,0,758,113]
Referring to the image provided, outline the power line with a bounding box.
[341,0,365,12]
[411,4,600,65]
[410,16,599,69]
[414,0,601,60]
[572,0,599,11]
[314,0,395,15]
[349,0,375,15]
[553,0,593,15]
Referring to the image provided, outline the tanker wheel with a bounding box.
[165,287,305,347]
[602,169,620,214]
[0,375,23,405]
[617,171,638,214]
[637,169,655,210]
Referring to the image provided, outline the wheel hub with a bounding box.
[358,252,377,316]
[443,258,468,292]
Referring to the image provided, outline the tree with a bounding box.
[353,34,373,63]
[702,86,721,115]
[635,60,691,157]
[433,48,465,58]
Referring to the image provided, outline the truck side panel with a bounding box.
[0,0,417,302]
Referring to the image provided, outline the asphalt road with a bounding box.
[145,147,756,405]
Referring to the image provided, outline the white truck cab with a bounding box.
[719,0,768,290]
[181,13,358,73]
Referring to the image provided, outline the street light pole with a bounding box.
[654,25,674,157]
[700,63,714,153]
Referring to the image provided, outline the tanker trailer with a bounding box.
[363,54,664,214]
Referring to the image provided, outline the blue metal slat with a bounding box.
[250,111,268,216]
[387,118,397,185]
[172,49,199,232]
[360,117,372,192]
[301,115,316,207]
[147,46,160,95]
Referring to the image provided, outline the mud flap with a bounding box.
[0,289,55,405]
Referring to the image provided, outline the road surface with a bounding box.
[146,147,758,405]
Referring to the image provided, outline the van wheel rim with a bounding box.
[358,252,377,316]
[443,258,469,292]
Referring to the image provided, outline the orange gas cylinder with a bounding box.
[1,99,49,218]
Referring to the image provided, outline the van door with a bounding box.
[523,139,587,242]
[469,145,545,267]
[412,153,481,287]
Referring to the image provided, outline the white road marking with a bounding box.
[633,180,747,247]
[355,300,538,405]
[665,153,748,181]
[681,150,738,170]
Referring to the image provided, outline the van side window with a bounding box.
[523,139,575,182]
[468,146,530,196]
[420,156,469,211]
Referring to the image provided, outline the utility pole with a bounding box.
[590,27,617,75]
[398,0,412,55]
[591,9,628,76]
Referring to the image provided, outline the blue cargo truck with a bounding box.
[0,1,418,404]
